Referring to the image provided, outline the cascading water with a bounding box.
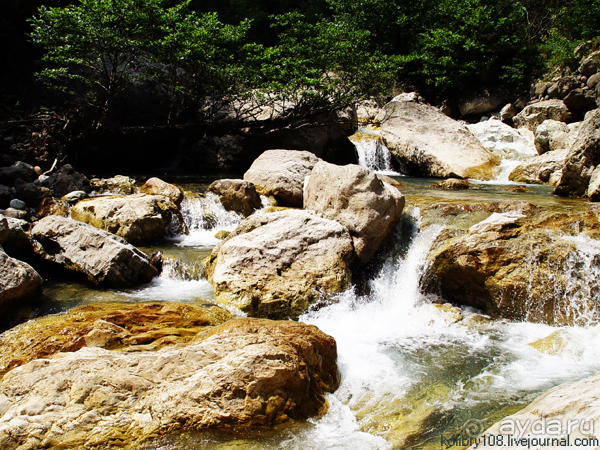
[351,126,399,175]
[467,118,537,184]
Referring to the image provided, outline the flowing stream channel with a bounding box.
[34,176,600,450]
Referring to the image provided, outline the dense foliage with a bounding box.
[1,0,598,123]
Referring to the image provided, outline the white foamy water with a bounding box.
[467,118,537,184]
[292,212,600,448]
[170,192,243,248]
[351,127,399,175]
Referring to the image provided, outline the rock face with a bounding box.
[422,203,600,326]
[139,177,183,206]
[0,302,231,378]
[379,98,499,179]
[0,250,43,315]
[304,162,405,263]
[207,179,262,217]
[70,194,175,245]
[512,100,573,131]
[206,209,354,318]
[470,371,600,450]
[509,149,568,185]
[0,318,340,449]
[30,216,157,288]
[554,109,600,199]
[243,150,322,207]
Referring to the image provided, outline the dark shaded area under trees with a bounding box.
[0,0,598,174]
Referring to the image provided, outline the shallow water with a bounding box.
[19,175,600,449]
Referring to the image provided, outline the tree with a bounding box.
[30,0,190,128]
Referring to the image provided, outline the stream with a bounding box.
[32,172,600,450]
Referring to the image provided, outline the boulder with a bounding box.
[547,76,581,99]
[0,302,231,378]
[0,185,14,209]
[304,162,405,263]
[534,119,572,155]
[457,88,509,117]
[563,88,597,111]
[13,179,52,207]
[1,217,33,260]
[422,204,600,325]
[0,161,35,185]
[206,209,354,318]
[38,164,90,197]
[0,250,43,315]
[379,98,499,179]
[509,149,568,185]
[90,175,137,195]
[70,194,176,245]
[0,318,339,449]
[469,371,600,450]
[579,56,599,76]
[512,100,573,131]
[243,150,322,207]
[30,216,157,288]
[554,109,600,198]
[206,179,262,217]
[139,177,183,206]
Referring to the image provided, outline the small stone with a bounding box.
[9,199,27,210]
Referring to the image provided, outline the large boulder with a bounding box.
[38,164,90,197]
[207,178,262,217]
[304,162,405,263]
[1,217,33,260]
[206,209,354,318]
[0,318,339,449]
[70,193,176,245]
[554,109,600,199]
[30,216,157,288]
[534,119,574,155]
[508,149,568,185]
[0,302,231,378]
[0,250,43,315]
[512,100,573,131]
[139,177,183,206]
[470,371,600,450]
[422,203,600,326]
[458,88,509,117]
[243,150,322,207]
[379,97,499,179]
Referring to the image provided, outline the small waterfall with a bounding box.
[172,192,243,248]
[467,118,537,183]
[351,127,399,175]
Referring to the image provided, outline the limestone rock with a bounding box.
[207,179,262,217]
[139,177,183,206]
[469,371,600,450]
[379,98,499,179]
[206,209,354,318]
[0,302,231,378]
[30,216,157,288]
[0,250,42,315]
[0,318,339,449]
[304,162,405,263]
[70,194,175,245]
[512,100,573,131]
[243,150,322,207]
[90,175,137,195]
[509,149,568,185]
[554,109,600,199]
[38,164,90,197]
[534,119,572,155]
[422,205,600,326]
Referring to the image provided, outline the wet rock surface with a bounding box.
[0,318,339,449]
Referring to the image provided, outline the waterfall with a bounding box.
[467,118,537,184]
[351,127,399,175]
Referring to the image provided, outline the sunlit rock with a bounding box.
[304,161,405,263]
[379,98,499,179]
[0,318,339,449]
[243,149,322,207]
[30,216,157,288]
[206,209,354,318]
[0,250,42,316]
[206,178,262,217]
[139,177,183,206]
[512,100,573,131]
